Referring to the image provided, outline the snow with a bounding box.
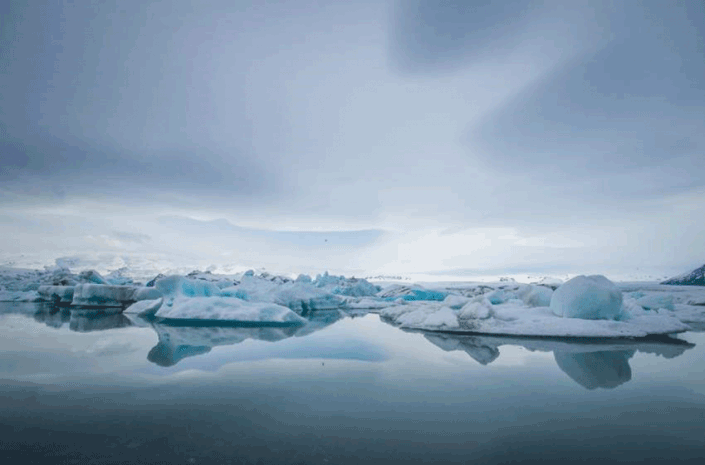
[550,275,623,320]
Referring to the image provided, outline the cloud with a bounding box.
[465,1,704,191]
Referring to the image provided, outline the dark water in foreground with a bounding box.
[1,303,704,464]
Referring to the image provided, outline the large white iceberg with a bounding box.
[550,275,623,320]
[149,275,305,324]
[381,284,690,338]
[154,296,305,324]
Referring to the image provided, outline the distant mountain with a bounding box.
[661,264,705,286]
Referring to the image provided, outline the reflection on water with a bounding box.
[422,332,695,390]
[147,310,346,366]
[554,351,634,389]
[1,303,699,390]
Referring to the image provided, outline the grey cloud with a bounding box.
[1,131,277,204]
[465,1,704,199]
[389,0,537,74]
[110,231,151,244]
[388,0,609,75]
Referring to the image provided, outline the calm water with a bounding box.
[1,302,704,464]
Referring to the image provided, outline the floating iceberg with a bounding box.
[154,296,306,324]
[381,281,690,338]
[37,285,75,305]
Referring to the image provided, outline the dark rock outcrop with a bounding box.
[661,264,705,286]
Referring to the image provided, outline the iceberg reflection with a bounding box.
[554,350,634,390]
[421,332,694,390]
[146,309,347,367]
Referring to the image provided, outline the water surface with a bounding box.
[1,303,704,464]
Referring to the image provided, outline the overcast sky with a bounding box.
[1,0,703,278]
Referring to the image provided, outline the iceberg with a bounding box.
[378,284,448,301]
[124,298,163,317]
[226,273,344,313]
[155,297,305,324]
[155,275,221,298]
[71,284,139,307]
[550,275,623,320]
[381,289,689,338]
[37,285,75,305]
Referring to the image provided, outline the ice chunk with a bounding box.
[343,297,395,310]
[78,270,108,285]
[418,306,459,329]
[155,275,221,299]
[0,290,40,302]
[636,294,675,311]
[522,285,553,307]
[312,272,380,297]
[154,296,306,324]
[378,284,447,301]
[124,298,163,317]
[37,285,75,305]
[229,274,345,313]
[132,287,162,301]
[392,304,459,330]
[550,275,623,320]
[71,284,137,307]
[458,298,494,321]
[485,289,516,305]
[442,294,471,309]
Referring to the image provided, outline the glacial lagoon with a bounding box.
[1,302,704,464]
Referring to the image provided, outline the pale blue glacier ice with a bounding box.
[550,275,623,320]
[37,285,74,304]
[378,284,448,301]
[155,275,222,298]
[226,273,344,313]
[154,297,305,324]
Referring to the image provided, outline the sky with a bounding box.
[1,0,703,279]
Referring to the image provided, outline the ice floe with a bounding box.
[381,278,693,338]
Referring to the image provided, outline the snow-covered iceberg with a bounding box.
[147,275,305,324]
[154,296,305,324]
[381,278,690,337]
